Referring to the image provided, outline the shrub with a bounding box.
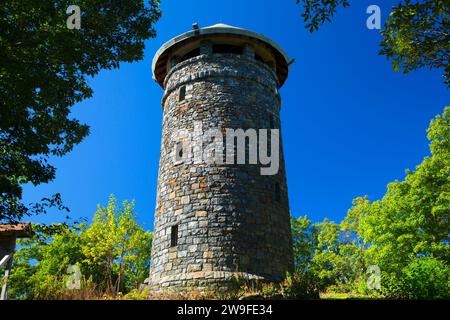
[382,257,450,299]
[276,272,320,299]
[124,288,150,300]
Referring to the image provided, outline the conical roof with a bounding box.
[203,23,241,29]
[152,23,290,88]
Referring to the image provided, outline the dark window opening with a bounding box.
[175,142,183,161]
[179,85,186,102]
[180,47,200,62]
[170,224,178,247]
[212,44,243,55]
[255,54,265,63]
[275,183,281,202]
[269,114,274,128]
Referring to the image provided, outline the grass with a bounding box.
[319,292,379,299]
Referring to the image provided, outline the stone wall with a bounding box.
[149,49,294,290]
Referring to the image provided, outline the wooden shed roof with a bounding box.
[0,223,34,238]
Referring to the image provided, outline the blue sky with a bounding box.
[23,0,449,229]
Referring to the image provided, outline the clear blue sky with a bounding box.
[23,0,449,229]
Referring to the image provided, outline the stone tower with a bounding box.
[149,23,293,290]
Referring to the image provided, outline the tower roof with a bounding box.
[152,23,290,88]
[203,23,239,29]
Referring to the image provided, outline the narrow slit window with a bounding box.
[175,142,183,161]
[179,86,186,102]
[269,114,274,128]
[275,183,281,202]
[170,224,178,247]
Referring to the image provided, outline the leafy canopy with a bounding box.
[291,107,449,298]
[6,195,152,299]
[0,1,161,221]
[82,195,152,294]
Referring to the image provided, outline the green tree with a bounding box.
[380,1,449,86]
[383,256,449,299]
[30,223,86,299]
[339,197,369,292]
[295,0,350,32]
[6,222,86,299]
[291,214,367,293]
[295,0,449,86]
[289,108,448,298]
[82,195,152,295]
[6,196,152,299]
[0,1,161,221]
[310,219,347,290]
[291,215,317,273]
[351,107,450,298]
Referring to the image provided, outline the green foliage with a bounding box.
[291,107,449,299]
[6,195,152,299]
[82,195,152,295]
[295,0,449,86]
[358,107,449,275]
[295,0,350,32]
[380,1,449,86]
[124,287,150,300]
[0,1,161,221]
[6,108,449,299]
[382,257,450,299]
[291,215,317,273]
[277,272,320,299]
[5,222,85,299]
[291,215,365,293]
[3,250,35,299]
[310,219,343,289]
[31,223,86,299]
[216,272,320,300]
